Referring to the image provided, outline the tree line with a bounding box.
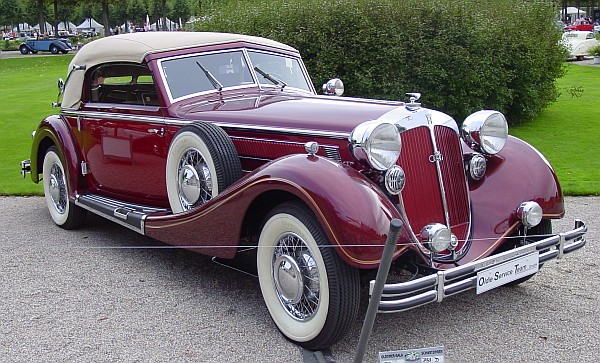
[0,0,221,36]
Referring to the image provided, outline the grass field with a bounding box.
[510,63,600,195]
[0,56,598,196]
[0,55,73,195]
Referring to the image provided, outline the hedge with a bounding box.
[195,0,567,125]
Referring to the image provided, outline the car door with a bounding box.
[78,63,168,205]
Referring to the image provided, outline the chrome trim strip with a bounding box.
[75,197,145,234]
[61,110,167,124]
[61,110,350,139]
[428,123,451,228]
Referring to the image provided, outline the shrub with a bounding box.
[588,44,600,57]
[195,0,567,125]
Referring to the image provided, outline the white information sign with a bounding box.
[476,252,539,294]
[379,346,444,363]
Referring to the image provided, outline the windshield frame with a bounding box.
[157,47,315,104]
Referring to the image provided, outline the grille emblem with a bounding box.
[429,151,443,163]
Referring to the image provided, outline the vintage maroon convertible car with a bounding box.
[21,32,586,349]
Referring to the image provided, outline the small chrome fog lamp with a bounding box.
[322,78,344,96]
[384,165,406,195]
[467,154,487,180]
[516,201,543,228]
[420,223,452,253]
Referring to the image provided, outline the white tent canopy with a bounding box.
[12,22,33,32]
[76,18,105,32]
[150,17,178,31]
[58,21,77,31]
[33,22,53,33]
[561,7,587,21]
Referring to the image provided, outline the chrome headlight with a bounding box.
[349,121,401,171]
[462,110,508,155]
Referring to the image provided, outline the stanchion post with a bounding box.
[353,219,403,363]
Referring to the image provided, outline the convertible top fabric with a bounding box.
[61,32,298,110]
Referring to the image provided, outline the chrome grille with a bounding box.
[399,125,470,241]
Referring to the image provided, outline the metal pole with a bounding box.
[353,219,403,363]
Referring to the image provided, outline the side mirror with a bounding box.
[322,78,344,96]
[54,78,65,108]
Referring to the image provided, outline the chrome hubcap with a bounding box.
[273,255,304,304]
[272,232,320,321]
[48,162,67,214]
[179,165,201,205]
[177,148,212,210]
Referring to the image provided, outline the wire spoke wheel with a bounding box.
[176,148,213,210]
[257,202,359,350]
[272,232,321,321]
[42,146,86,229]
[166,123,242,213]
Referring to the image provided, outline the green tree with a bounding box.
[127,0,147,27]
[0,0,23,29]
[171,0,191,27]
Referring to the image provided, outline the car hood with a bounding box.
[172,91,420,137]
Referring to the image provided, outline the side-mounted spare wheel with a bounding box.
[257,202,360,350]
[166,122,242,213]
[42,146,86,229]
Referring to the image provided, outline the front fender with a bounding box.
[145,155,409,268]
[450,136,565,266]
[31,115,84,199]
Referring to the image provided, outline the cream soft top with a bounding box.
[62,32,298,110]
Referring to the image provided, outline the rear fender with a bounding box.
[145,154,409,268]
[31,115,84,198]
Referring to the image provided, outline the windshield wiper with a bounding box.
[196,61,223,92]
[254,66,287,90]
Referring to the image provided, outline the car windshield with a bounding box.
[159,48,312,102]
[247,50,311,92]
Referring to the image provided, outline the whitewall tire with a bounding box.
[166,123,242,213]
[257,202,360,350]
[42,146,86,229]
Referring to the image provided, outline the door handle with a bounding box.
[148,127,165,136]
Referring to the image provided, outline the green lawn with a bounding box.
[510,63,600,196]
[0,56,598,196]
[0,55,73,195]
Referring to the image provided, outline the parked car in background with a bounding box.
[565,19,594,31]
[20,32,587,349]
[594,24,600,34]
[555,20,566,32]
[19,38,73,54]
[562,30,600,60]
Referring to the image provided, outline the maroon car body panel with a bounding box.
[27,34,565,271]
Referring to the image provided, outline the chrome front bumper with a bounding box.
[370,219,587,313]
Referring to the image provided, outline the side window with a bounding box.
[89,63,160,106]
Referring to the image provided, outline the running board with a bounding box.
[76,194,169,234]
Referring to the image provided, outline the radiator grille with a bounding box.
[399,126,470,241]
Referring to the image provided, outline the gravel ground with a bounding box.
[0,196,597,362]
